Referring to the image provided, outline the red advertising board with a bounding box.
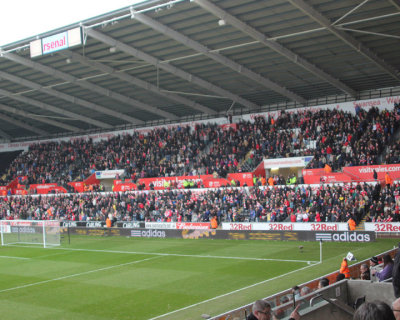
[68,182,84,193]
[138,175,211,190]
[303,172,353,184]
[343,164,400,181]
[14,189,28,195]
[139,173,254,190]
[176,222,210,229]
[302,164,400,184]
[113,183,137,192]
[227,172,254,186]
[202,178,230,188]
[29,183,66,194]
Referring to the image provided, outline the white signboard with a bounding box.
[95,170,125,179]
[30,27,82,58]
[42,31,69,55]
[365,223,400,233]
[263,156,313,169]
[145,222,176,229]
[221,222,348,231]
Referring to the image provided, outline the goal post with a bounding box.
[0,220,60,248]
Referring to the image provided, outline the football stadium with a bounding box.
[1,0,400,319]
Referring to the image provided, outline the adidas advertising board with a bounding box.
[315,231,374,242]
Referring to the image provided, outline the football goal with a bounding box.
[0,220,60,248]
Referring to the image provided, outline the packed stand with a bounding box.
[2,105,399,190]
[2,125,211,189]
[1,181,399,224]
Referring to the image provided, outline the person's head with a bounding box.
[376,301,396,320]
[300,286,312,297]
[291,285,300,295]
[360,263,370,273]
[370,256,379,266]
[353,301,395,320]
[382,254,393,267]
[251,300,272,320]
[318,277,330,289]
[336,273,346,282]
[392,298,400,320]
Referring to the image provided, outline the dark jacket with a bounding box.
[247,313,257,320]
[393,247,400,297]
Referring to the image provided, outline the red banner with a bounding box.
[302,164,400,184]
[113,183,137,192]
[202,178,230,188]
[303,172,353,184]
[29,183,66,194]
[68,182,84,193]
[0,186,7,191]
[343,164,400,181]
[14,189,28,195]
[176,222,210,229]
[227,172,254,186]
[138,175,209,190]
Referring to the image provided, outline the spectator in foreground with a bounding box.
[392,298,400,320]
[360,263,371,280]
[318,277,330,289]
[393,243,400,298]
[336,273,346,282]
[372,254,394,282]
[370,256,380,268]
[288,305,301,320]
[247,300,272,320]
[353,301,395,320]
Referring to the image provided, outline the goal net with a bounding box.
[0,220,60,248]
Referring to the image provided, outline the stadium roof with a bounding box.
[0,0,399,141]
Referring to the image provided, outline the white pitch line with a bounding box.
[0,256,159,294]
[0,255,30,260]
[7,245,318,264]
[147,261,320,320]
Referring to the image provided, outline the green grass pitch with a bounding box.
[0,236,396,320]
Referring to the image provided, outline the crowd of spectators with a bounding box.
[1,104,399,191]
[1,182,399,224]
[385,140,400,164]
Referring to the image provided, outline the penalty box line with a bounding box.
[6,245,319,264]
[148,261,321,320]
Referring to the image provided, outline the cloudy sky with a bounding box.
[0,0,144,46]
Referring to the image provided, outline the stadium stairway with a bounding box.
[355,215,369,231]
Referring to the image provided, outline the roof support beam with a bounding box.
[193,0,357,97]
[85,27,260,110]
[63,51,217,115]
[389,0,400,11]
[0,113,47,136]
[0,71,143,127]
[288,0,400,82]
[132,9,307,104]
[0,103,79,132]
[0,87,110,129]
[2,52,175,121]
